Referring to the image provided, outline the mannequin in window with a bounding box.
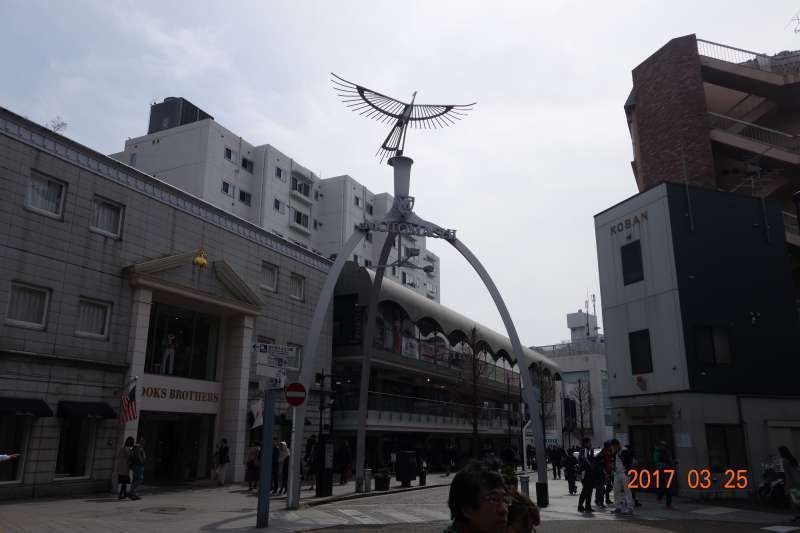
[161,333,176,375]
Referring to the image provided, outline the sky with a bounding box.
[2,1,799,346]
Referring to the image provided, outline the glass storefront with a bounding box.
[137,412,215,483]
[144,302,220,380]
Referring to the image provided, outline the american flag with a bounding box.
[120,385,137,424]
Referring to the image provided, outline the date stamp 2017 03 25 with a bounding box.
[626,468,749,490]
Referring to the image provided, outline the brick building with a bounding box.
[595,35,800,496]
[0,107,332,499]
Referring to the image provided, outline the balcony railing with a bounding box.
[697,38,800,75]
[707,112,800,153]
[372,332,521,387]
[334,391,522,431]
[697,39,773,72]
[535,339,606,357]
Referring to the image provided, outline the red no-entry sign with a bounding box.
[285,382,306,406]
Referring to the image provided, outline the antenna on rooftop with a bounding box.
[785,8,800,33]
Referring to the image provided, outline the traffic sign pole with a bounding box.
[256,389,276,528]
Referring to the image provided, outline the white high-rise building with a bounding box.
[111,97,440,301]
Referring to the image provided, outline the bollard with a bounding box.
[364,469,373,493]
[518,473,530,497]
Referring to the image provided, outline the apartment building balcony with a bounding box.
[335,342,521,394]
[697,39,800,97]
[289,220,311,235]
[290,188,313,205]
[333,391,522,434]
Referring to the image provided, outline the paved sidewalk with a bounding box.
[0,473,454,533]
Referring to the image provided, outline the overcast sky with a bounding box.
[2,1,798,346]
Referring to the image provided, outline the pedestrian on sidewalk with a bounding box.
[552,447,563,480]
[610,439,632,515]
[245,441,260,491]
[653,441,674,509]
[278,441,290,494]
[443,461,509,533]
[338,441,352,485]
[778,445,800,523]
[564,448,578,495]
[214,438,230,486]
[507,489,540,533]
[128,437,146,500]
[593,442,610,509]
[625,445,642,507]
[117,437,134,500]
[271,439,279,493]
[577,438,595,513]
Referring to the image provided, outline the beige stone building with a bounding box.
[0,106,331,499]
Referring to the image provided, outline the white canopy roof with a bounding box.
[335,262,558,372]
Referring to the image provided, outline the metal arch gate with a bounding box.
[287,157,550,509]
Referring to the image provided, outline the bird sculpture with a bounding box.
[331,73,475,162]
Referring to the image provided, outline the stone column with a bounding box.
[221,314,254,481]
[113,287,152,491]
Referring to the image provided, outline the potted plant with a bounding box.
[374,467,391,491]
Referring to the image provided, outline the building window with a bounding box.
[367,203,373,215]
[313,219,319,230]
[76,299,111,338]
[90,197,123,238]
[706,425,747,472]
[241,157,254,173]
[26,172,66,218]
[273,198,284,213]
[391,266,397,277]
[695,326,732,365]
[402,272,407,285]
[365,259,373,268]
[289,274,305,301]
[365,232,373,243]
[293,210,309,228]
[0,415,28,482]
[353,254,359,264]
[55,417,95,478]
[354,195,361,207]
[128,153,137,166]
[239,190,252,206]
[628,329,653,374]
[222,181,235,197]
[314,190,319,200]
[291,177,311,197]
[286,343,302,369]
[144,302,220,380]
[6,282,50,329]
[275,167,284,181]
[261,262,278,292]
[621,240,644,286]
[224,147,233,160]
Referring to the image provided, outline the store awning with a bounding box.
[57,401,117,419]
[0,397,54,417]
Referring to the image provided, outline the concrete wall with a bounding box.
[595,184,690,397]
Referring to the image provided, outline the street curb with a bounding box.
[300,481,451,508]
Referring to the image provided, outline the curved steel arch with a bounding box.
[286,230,367,509]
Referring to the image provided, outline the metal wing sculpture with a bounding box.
[332,73,476,162]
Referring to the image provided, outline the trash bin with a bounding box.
[364,468,373,492]
[396,450,417,488]
[518,473,530,496]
